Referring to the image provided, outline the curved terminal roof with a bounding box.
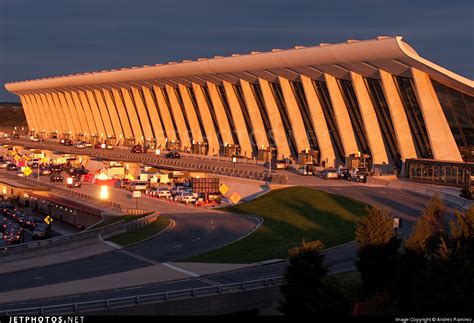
[5,36,473,95]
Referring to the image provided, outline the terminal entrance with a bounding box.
[166,139,181,151]
[222,144,240,158]
[192,142,208,155]
[345,153,372,169]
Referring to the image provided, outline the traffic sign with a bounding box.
[229,192,241,204]
[133,190,142,198]
[44,215,53,225]
[219,183,229,195]
[14,155,20,162]
[23,166,32,177]
[41,157,48,163]
[24,155,30,161]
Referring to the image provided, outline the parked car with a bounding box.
[297,165,314,176]
[32,223,52,240]
[208,192,223,204]
[67,176,81,188]
[128,181,148,192]
[321,168,339,180]
[350,167,369,183]
[6,163,18,171]
[0,162,8,169]
[68,167,88,177]
[74,141,87,149]
[164,151,180,159]
[31,136,41,142]
[12,133,20,139]
[50,174,64,182]
[131,145,144,153]
[176,192,196,204]
[155,188,172,198]
[39,165,51,176]
[273,159,290,170]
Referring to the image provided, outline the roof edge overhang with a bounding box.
[5,36,473,96]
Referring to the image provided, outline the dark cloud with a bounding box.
[1,0,472,101]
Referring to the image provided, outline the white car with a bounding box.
[31,136,40,142]
[321,169,339,180]
[74,142,86,149]
[176,192,196,204]
[156,188,171,198]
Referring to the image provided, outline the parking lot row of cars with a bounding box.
[297,164,369,182]
[1,202,52,245]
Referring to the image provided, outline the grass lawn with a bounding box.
[185,186,369,263]
[107,217,171,246]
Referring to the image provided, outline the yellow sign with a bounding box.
[41,157,48,163]
[229,192,241,204]
[23,166,32,177]
[44,215,53,225]
[24,155,30,161]
[14,155,20,161]
[219,183,229,195]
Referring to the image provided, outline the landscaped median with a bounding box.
[106,217,171,247]
[185,186,369,263]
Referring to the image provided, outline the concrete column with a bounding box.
[131,87,154,142]
[300,75,337,167]
[206,82,235,146]
[72,91,95,137]
[46,93,67,133]
[32,94,52,133]
[191,83,220,156]
[278,77,311,154]
[153,86,177,141]
[65,91,89,135]
[258,78,291,159]
[57,92,80,136]
[19,95,36,131]
[178,84,204,143]
[324,73,359,157]
[42,93,63,133]
[142,86,166,144]
[350,72,389,165]
[165,85,191,148]
[24,95,42,132]
[110,89,133,140]
[378,70,417,161]
[51,92,74,135]
[240,80,269,149]
[410,68,463,161]
[81,91,106,137]
[92,90,115,137]
[121,88,144,142]
[222,81,253,158]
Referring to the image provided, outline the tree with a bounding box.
[401,203,474,315]
[355,207,401,296]
[280,240,349,316]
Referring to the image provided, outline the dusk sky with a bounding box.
[1,0,472,102]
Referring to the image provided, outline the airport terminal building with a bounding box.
[4,36,473,167]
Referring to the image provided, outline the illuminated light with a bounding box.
[101,143,106,149]
[2,186,6,195]
[100,185,109,200]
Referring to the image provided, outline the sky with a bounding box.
[0,0,473,102]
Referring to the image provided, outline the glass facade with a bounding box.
[338,79,370,155]
[311,80,345,161]
[395,76,432,158]
[251,83,276,149]
[233,84,258,157]
[270,82,298,156]
[217,85,240,145]
[365,78,400,161]
[291,81,319,151]
[187,86,208,144]
[432,80,474,161]
[202,85,224,148]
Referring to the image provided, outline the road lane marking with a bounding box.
[162,263,200,277]
[118,250,158,265]
[192,237,201,241]
[33,276,43,280]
